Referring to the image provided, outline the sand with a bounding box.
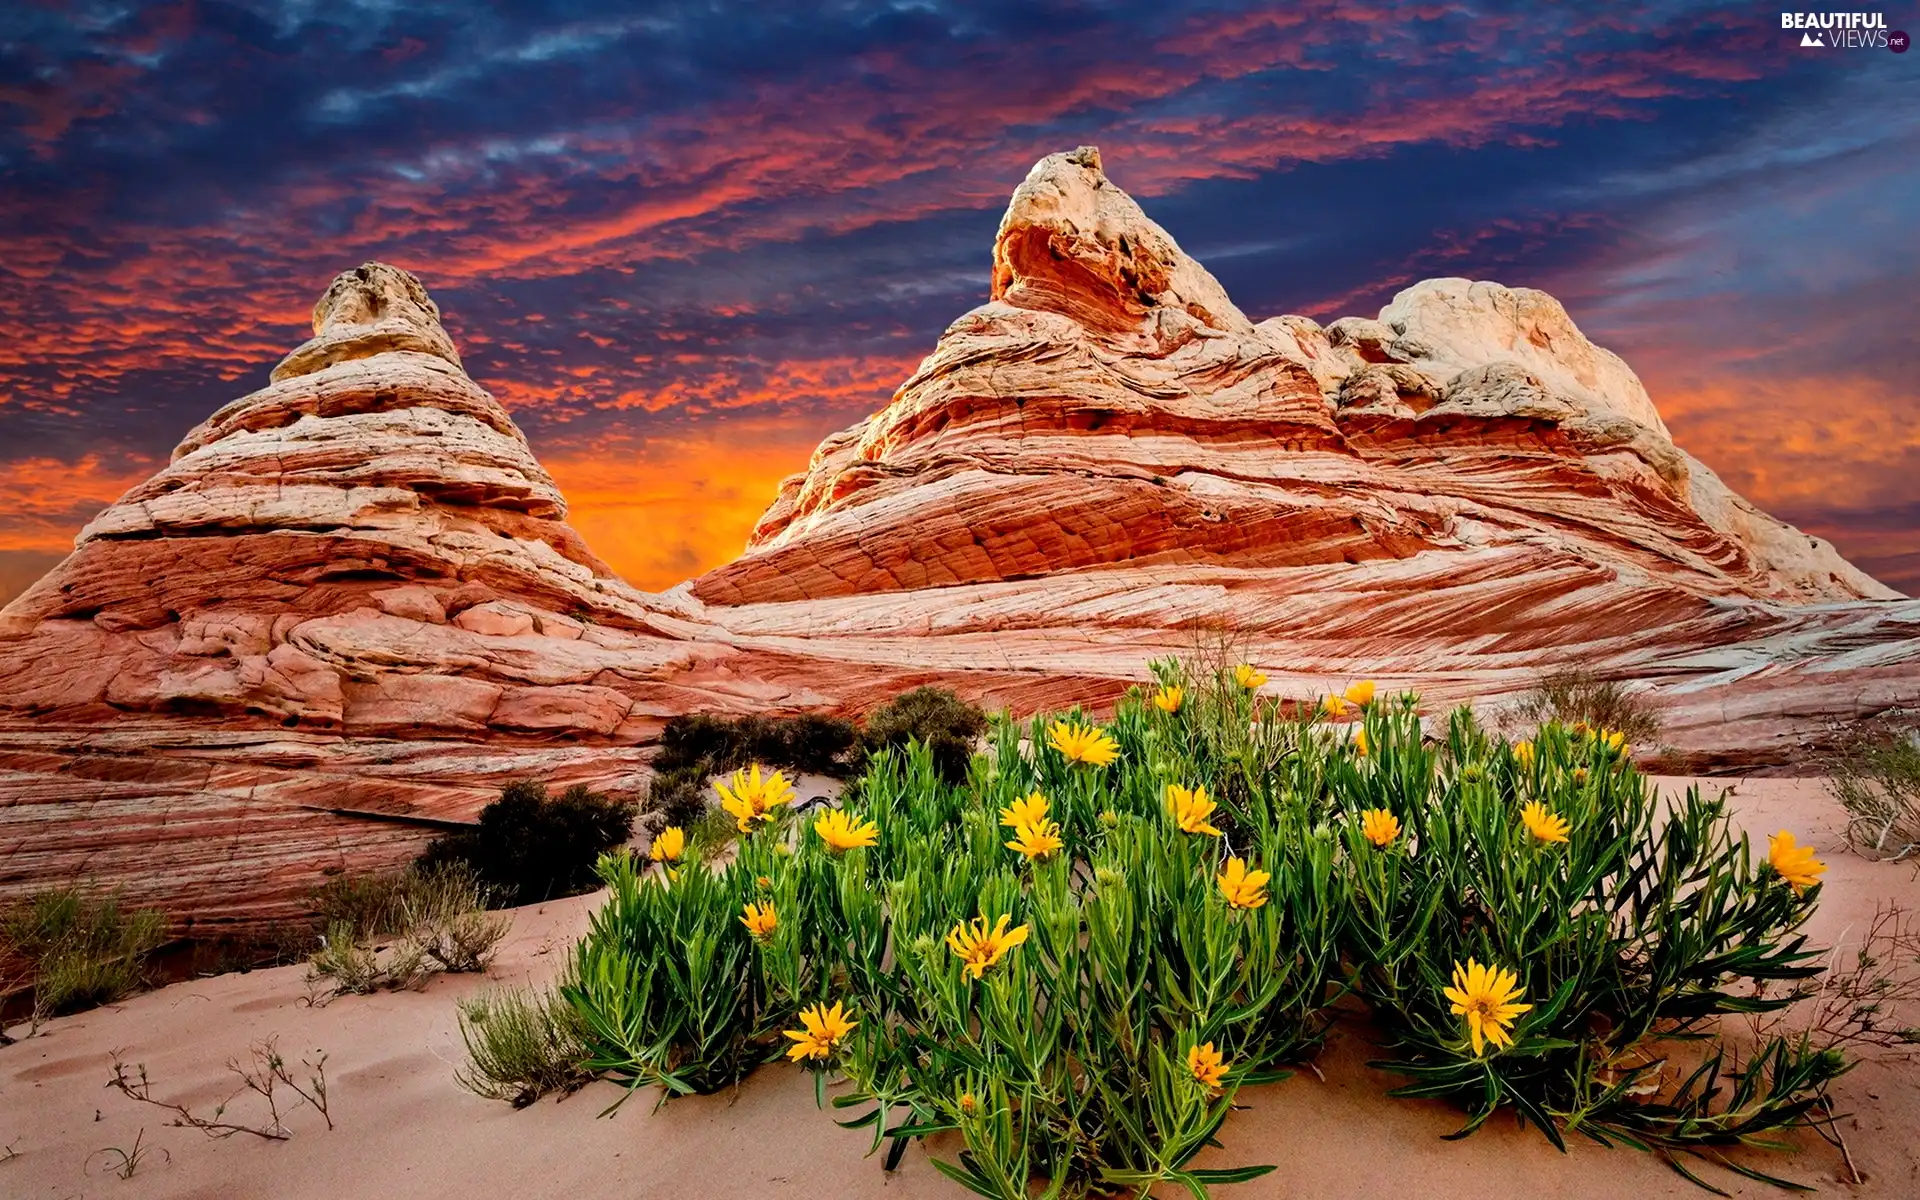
[3,777,1915,1199]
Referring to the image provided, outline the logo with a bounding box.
[1892,29,1911,51]
[1782,12,1894,49]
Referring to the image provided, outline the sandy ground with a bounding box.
[3,777,1915,1199]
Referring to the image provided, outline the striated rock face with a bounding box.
[2,159,1916,931]
[698,150,1888,608]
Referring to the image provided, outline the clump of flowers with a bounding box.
[717,763,795,833]
[1187,1042,1228,1092]
[740,901,777,941]
[1520,800,1569,844]
[648,825,685,866]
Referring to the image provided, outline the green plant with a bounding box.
[88,1128,167,1179]
[1,886,167,1019]
[1510,666,1663,748]
[1340,705,1838,1189]
[456,980,591,1106]
[564,843,807,1108]
[1828,725,1920,860]
[644,763,712,831]
[558,660,1859,1197]
[856,686,987,784]
[422,781,637,905]
[308,919,426,995]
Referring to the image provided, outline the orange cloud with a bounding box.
[541,413,838,590]
[0,453,156,552]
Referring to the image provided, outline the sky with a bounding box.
[1,1,1915,603]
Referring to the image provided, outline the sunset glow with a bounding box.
[2,3,1912,600]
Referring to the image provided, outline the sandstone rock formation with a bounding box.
[2,154,1915,930]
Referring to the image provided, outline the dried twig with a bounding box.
[106,1036,332,1139]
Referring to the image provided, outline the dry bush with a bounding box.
[1510,666,1663,746]
[107,1036,332,1140]
[1827,724,1920,861]
[305,864,505,998]
[401,864,509,973]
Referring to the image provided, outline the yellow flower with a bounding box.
[1006,818,1065,861]
[1321,693,1350,717]
[783,1000,856,1062]
[755,874,773,890]
[1166,784,1223,836]
[740,901,778,941]
[1602,729,1626,752]
[1344,680,1377,707]
[1767,831,1826,894]
[1151,685,1184,713]
[959,1091,978,1115]
[1521,800,1570,844]
[814,808,880,853]
[999,792,1049,828]
[1513,740,1536,768]
[1233,663,1268,690]
[1443,959,1532,1056]
[1047,720,1119,768]
[946,914,1030,979]
[648,825,685,864]
[1572,767,1589,785]
[717,763,795,833]
[1217,857,1270,910]
[1187,1042,1227,1091]
[1353,728,1370,757]
[1360,808,1400,847]
[1570,721,1591,737]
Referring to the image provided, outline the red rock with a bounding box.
[0,167,1914,931]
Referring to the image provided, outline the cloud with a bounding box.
[0,0,1911,595]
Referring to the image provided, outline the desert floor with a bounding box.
[3,776,1916,1199]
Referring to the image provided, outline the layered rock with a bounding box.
[2,155,1915,930]
[688,147,1914,768]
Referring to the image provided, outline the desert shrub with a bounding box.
[561,661,1855,1196]
[309,870,412,938]
[856,685,986,784]
[305,864,504,996]
[308,918,427,995]
[401,863,510,972]
[1338,704,1838,1185]
[457,978,592,1107]
[1829,725,1920,860]
[565,843,807,1104]
[643,764,712,832]
[422,781,636,906]
[656,712,861,778]
[1511,666,1662,748]
[1,886,167,1018]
